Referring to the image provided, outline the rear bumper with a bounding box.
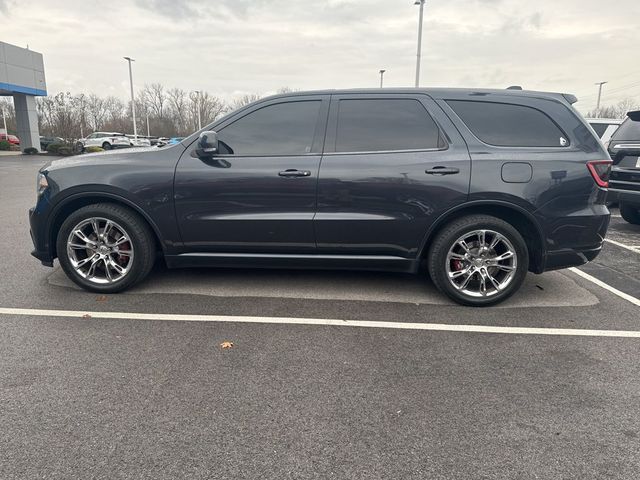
[538,204,610,273]
[543,246,602,272]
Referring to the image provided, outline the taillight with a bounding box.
[587,160,612,188]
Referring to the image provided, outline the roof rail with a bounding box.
[506,85,523,90]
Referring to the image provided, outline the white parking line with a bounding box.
[569,268,640,307]
[604,238,640,253]
[0,306,639,338]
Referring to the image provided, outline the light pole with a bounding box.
[379,69,386,88]
[146,112,150,137]
[194,90,202,130]
[595,81,607,117]
[414,0,426,87]
[1,104,7,134]
[124,56,137,138]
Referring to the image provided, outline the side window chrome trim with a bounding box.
[325,146,449,155]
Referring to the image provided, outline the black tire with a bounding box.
[56,203,156,293]
[620,203,640,225]
[427,215,529,307]
[102,142,112,150]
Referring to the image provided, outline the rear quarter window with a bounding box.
[589,123,609,138]
[447,100,569,148]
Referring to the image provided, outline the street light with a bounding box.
[414,0,426,87]
[379,69,386,88]
[123,56,137,138]
[595,81,608,117]
[194,90,202,130]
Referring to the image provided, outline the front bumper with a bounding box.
[29,206,54,267]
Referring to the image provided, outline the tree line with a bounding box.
[0,84,295,141]
[584,98,640,119]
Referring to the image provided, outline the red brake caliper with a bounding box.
[118,241,131,264]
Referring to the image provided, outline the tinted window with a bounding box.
[218,100,321,156]
[611,117,640,141]
[335,98,443,152]
[589,123,609,138]
[447,100,568,147]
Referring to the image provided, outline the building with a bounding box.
[0,41,47,151]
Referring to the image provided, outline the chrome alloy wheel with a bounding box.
[445,229,517,298]
[66,217,134,284]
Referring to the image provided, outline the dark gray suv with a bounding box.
[29,88,611,306]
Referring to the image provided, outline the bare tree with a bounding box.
[277,86,298,94]
[167,88,188,134]
[86,94,107,132]
[143,83,167,119]
[103,96,127,132]
[230,93,261,112]
[585,97,640,119]
[189,92,228,131]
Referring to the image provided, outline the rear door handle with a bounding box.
[425,166,460,175]
[278,169,311,178]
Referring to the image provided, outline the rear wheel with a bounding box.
[56,203,156,293]
[620,203,640,225]
[102,142,112,150]
[428,215,529,306]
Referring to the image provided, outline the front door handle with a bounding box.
[278,169,311,178]
[425,166,460,176]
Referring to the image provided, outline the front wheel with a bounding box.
[427,215,529,306]
[102,142,112,150]
[56,203,156,293]
[620,203,640,225]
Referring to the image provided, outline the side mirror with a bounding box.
[196,131,219,158]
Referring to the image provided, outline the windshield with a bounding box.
[611,117,640,141]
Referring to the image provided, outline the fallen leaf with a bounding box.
[96,295,108,302]
[82,314,92,319]
[220,341,234,349]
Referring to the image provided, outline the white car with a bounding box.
[79,132,130,151]
[126,135,152,147]
[586,118,623,145]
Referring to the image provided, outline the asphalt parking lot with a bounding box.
[2,154,640,479]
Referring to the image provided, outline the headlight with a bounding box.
[37,172,48,198]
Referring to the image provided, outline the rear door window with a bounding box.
[447,100,568,147]
[334,98,444,152]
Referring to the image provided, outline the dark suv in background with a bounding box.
[29,88,610,306]
[607,111,640,225]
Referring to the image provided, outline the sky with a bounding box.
[1,0,639,113]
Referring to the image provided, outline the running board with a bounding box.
[165,252,417,273]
